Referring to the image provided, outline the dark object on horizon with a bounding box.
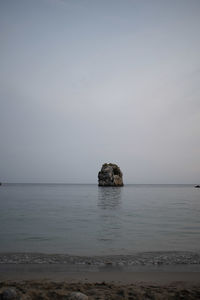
[0,182,2,186]
[194,185,200,188]
[98,163,123,186]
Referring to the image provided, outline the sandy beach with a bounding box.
[1,253,200,299]
[1,279,200,300]
[1,274,200,299]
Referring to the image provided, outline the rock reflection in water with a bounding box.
[98,187,122,209]
[97,187,123,249]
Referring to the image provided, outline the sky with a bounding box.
[0,0,200,184]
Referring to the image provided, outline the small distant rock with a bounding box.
[105,261,113,266]
[1,288,18,300]
[98,163,123,186]
[69,292,88,300]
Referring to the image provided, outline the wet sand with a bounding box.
[1,263,200,284]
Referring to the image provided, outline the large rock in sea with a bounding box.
[98,163,123,186]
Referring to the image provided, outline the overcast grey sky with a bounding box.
[0,0,200,184]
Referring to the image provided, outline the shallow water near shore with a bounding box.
[0,184,200,255]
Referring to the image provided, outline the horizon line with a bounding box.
[0,182,196,185]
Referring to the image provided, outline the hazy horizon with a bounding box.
[1,0,200,184]
[1,181,197,184]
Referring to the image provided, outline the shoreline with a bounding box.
[1,251,200,282]
[1,251,200,266]
[1,252,200,299]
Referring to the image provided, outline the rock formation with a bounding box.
[98,163,123,186]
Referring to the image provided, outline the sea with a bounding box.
[0,184,200,255]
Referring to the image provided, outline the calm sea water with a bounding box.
[0,184,200,255]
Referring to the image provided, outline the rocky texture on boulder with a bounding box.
[98,163,123,186]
